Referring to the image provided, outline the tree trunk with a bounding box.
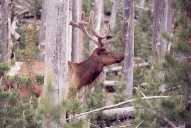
[152,0,175,60]
[139,0,145,16]
[182,70,191,128]
[42,0,72,127]
[110,0,118,32]
[89,0,103,51]
[72,0,83,62]
[39,0,46,61]
[0,0,10,62]
[92,0,103,33]
[185,83,191,128]
[123,0,134,98]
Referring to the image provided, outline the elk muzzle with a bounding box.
[102,52,124,66]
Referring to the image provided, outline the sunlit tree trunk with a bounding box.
[185,72,191,128]
[123,0,134,98]
[110,0,118,31]
[39,0,46,61]
[0,0,10,62]
[139,0,145,15]
[89,0,103,51]
[152,0,175,60]
[92,0,103,33]
[72,0,83,62]
[42,0,72,127]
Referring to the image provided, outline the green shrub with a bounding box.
[35,75,44,85]
[0,90,42,128]
[0,63,10,72]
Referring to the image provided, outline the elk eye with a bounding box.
[97,50,104,55]
[100,49,106,52]
[97,51,102,55]
[102,51,108,55]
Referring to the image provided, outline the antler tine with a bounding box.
[90,18,112,47]
[91,30,105,39]
[69,21,100,46]
[89,11,95,27]
[101,21,112,39]
[88,11,104,47]
[106,23,111,36]
[70,11,113,48]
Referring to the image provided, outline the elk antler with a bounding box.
[69,11,112,48]
[69,21,104,47]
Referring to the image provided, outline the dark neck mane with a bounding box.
[75,56,103,88]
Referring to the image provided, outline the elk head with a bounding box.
[69,12,124,90]
[91,47,124,66]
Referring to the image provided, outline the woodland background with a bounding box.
[0,0,191,128]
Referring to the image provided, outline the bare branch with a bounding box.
[67,96,171,121]
[135,88,177,128]
[135,120,144,128]
[102,107,134,119]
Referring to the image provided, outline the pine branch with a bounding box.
[135,88,177,128]
[135,120,144,128]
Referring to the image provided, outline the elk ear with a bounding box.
[96,48,106,55]
[68,61,73,74]
[68,61,73,70]
[68,61,75,73]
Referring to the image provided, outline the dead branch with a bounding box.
[135,120,144,128]
[68,96,171,121]
[135,88,177,128]
[104,62,149,72]
[102,107,134,119]
[103,80,121,86]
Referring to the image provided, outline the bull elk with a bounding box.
[69,12,124,90]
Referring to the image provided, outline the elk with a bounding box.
[69,12,124,90]
[4,61,44,97]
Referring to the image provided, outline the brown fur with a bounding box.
[68,47,124,90]
[2,47,123,97]
[1,77,42,97]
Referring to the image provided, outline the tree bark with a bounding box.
[92,0,103,33]
[138,0,145,16]
[123,0,134,98]
[89,0,103,51]
[152,0,175,60]
[185,71,191,128]
[42,0,72,127]
[0,0,10,62]
[39,0,46,61]
[110,0,118,32]
[72,0,83,62]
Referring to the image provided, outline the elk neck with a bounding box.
[79,54,104,75]
[72,54,104,89]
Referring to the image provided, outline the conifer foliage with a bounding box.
[1,0,191,128]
